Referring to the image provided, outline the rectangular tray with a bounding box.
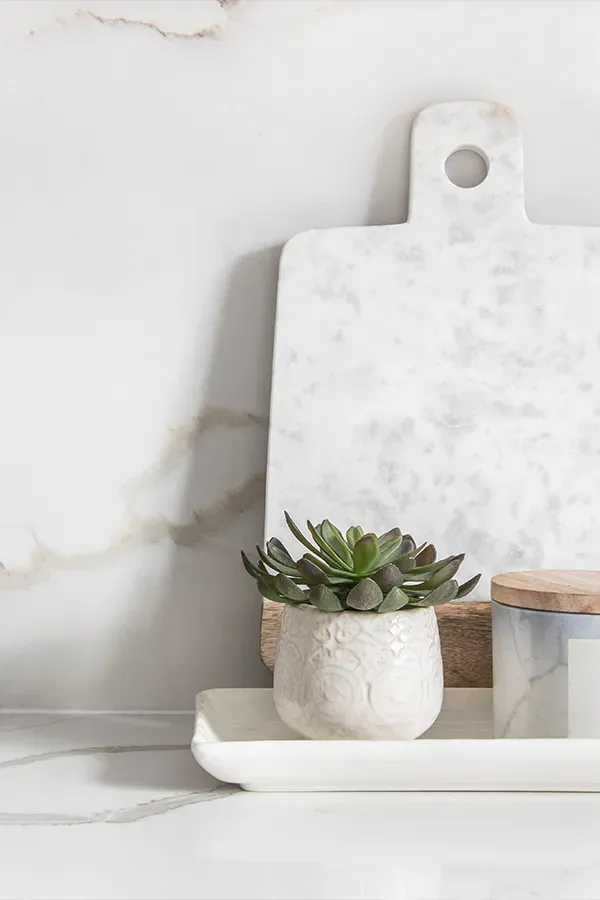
[191,688,600,792]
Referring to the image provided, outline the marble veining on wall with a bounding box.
[4,0,338,43]
[0,0,345,709]
[0,407,265,588]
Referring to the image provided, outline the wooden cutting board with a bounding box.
[261,100,600,685]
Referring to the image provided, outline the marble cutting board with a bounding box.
[265,100,600,591]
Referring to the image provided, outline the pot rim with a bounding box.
[284,604,435,619]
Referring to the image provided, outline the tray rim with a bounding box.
[191,688,600,792]
[192,687,600,748]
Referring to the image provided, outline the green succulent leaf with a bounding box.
[301,553,357,579]
[256,560,279,587]
[409,541,427,558]
[309,584,343,612]
[255,545,298,577]
[320,519,354,567]
[402,534,416,553]
[241,551,263,581]
[346,578,383,611]
[373,537,404,567]
[378,527,402,546]
[346,526,364,548]
[372,564,404,593]
[392,535,417,563]
[403,566,435,580]
[353,534,380,573]
[378,585,411,612]
[456,573,482,598]
[417,579,459,607]
[397,554,416,573]
[421,554,465,590]
[284,511,322,556]
[415,544,437,567]
[307,520,353,570]
[274,574,306,602]
[266,538,296,569]
[411,554,456,575]
[256,579,286,603]
[296,556,331,585]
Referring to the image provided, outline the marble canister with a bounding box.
[492,571,600,738]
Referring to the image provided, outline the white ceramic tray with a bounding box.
[191,688,600,792]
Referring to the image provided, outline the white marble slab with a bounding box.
[266,101,600,593]
[4,1,600,711]
[0,710,234,824]
[3,711,600,899]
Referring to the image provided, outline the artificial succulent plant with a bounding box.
[242,513,480,613]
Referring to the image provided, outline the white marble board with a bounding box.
[266,100,600,590]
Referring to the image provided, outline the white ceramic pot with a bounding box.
[273,603,443,740]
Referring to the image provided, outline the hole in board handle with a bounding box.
[445,146,489,189]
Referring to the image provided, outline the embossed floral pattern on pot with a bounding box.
[273,604,443,740]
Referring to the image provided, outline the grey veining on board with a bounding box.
[266,101,600,590]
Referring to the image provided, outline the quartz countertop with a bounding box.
[2,711,600,900]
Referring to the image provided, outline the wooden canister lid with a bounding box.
[491,570,600,614]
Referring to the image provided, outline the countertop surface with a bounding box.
[2,711,600,900]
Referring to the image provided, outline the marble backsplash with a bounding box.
[2,0,600,707]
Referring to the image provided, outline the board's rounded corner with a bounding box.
[279,230,313,269]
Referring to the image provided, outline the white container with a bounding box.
[273,603,443,740]
[191,687,600,792]
[492,570,600,738]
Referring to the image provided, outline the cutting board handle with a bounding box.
[408,100,526,225]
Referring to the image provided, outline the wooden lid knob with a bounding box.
[491,570,600,614]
